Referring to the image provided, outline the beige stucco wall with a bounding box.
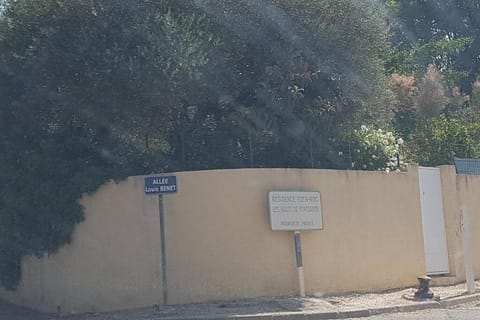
[0,178,163,313]
[455,172,480,280]
[300,169,425,295]
[436,165,480,284]
[1,168,431,312]
[165,169,427,305]
[439,166,463,281]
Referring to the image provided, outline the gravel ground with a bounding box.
[2,281,480,320]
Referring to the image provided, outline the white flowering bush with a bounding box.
[338,125,407,171]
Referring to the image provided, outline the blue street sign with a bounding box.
[145,176,177,194]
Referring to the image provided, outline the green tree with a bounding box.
[0,0,217,288]
[410,112,480,166]
[190,0,393,169]
[387,0,480,91]
[0,0,396,288]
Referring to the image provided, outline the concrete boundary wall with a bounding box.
[1,166,478,313]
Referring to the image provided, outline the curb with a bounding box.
[396,301,441,313]
[439,292,480,308]
[159,292,480,320]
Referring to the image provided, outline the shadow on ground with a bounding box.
[0,300,52,320]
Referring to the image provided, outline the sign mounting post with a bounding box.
[294,231,305,297]
[268,191,323,298]
[145,175,177,306]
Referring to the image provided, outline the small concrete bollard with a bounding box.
[414,276,434,299]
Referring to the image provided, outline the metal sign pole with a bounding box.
[294,231,306,297]
[145,175,177,305]
[159,194,168,305]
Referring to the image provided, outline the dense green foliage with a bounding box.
[336,125,407,172]
[0,0,215,288]
[168,0,392,170]
[387,0,480,91]
[1,0,480,288]
[408,111,480,166]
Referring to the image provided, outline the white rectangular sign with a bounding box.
[269,191,323,231]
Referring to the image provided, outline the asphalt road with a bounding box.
[0,300,50,320]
